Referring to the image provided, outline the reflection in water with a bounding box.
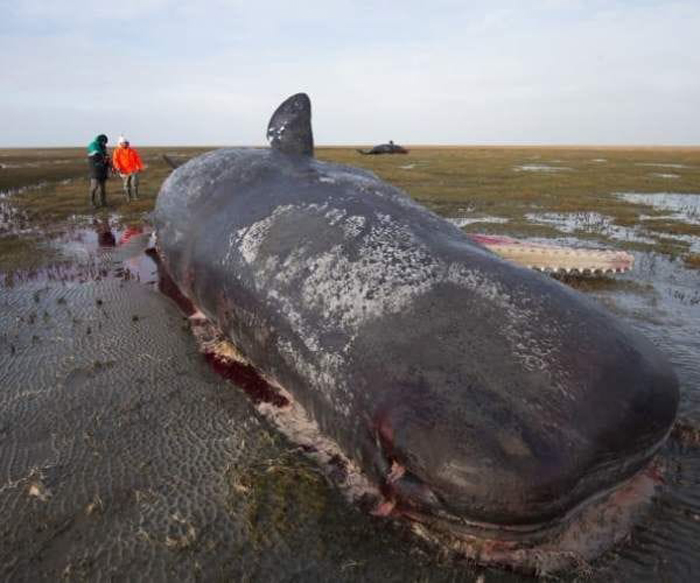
[525,211,660,247]
[94,218,116,247]
[635,162,692,169]
[650,173,680,179]
[446,216,509,228]
[0,200,33,234]
[0,221,158,287]
[525,211,613,233]
[615,192,700,226]
[513,164,573,172]
[119,225,143,246]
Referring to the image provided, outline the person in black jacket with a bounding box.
[87,134,110,208]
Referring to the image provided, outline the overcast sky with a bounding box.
[1,0,698,147]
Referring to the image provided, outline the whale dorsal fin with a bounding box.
[266,93,314,157]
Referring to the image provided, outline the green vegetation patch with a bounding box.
[226,453,332,550]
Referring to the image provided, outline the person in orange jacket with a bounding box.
[112,136,144,201]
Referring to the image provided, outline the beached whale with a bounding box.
[154,93,679,572]
[357,140,409,155]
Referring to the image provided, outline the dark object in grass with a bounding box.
[162,154,183,170]
[357,140,409,155]
[154,93,679,573]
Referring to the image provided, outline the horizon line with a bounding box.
[2,143,700,150]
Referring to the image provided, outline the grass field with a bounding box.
[1,145,699,271]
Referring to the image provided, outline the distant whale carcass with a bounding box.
[357,140,409,155]
[154,93,679,572]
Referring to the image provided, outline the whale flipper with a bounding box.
[266,92,314,157]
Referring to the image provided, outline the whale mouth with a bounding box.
[383,462,564,544]
[387,459,663,574]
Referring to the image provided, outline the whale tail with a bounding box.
[267,93,314,157]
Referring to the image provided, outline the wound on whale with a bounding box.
[154,93,679,572]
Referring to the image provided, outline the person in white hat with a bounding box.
[112,135,144,202]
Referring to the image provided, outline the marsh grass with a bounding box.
[317,146,700,214]
[0,148,87,192]
[1,146,699,270]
